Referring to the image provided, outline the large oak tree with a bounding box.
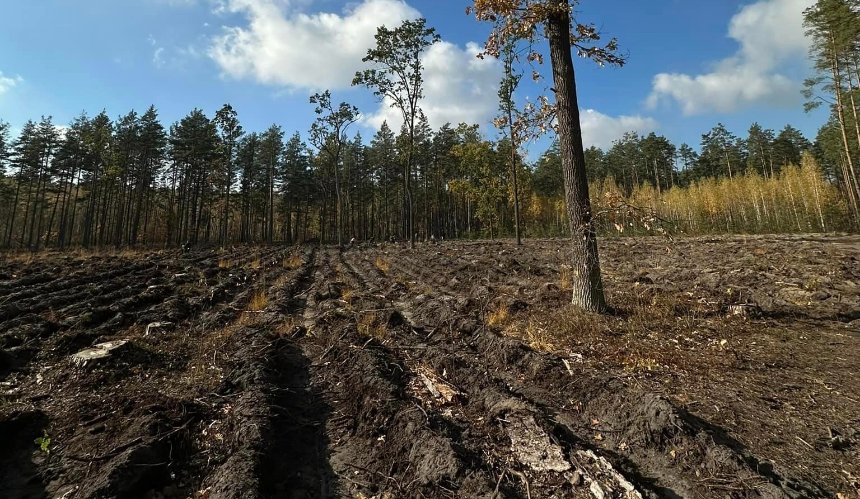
[469,0,624,312]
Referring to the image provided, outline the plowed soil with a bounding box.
[1,235,858,499]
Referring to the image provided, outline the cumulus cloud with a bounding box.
[208,0,503,130]
[580,109,659,149]
[209,0,420,89]
[647,0,814,115]
[0,72,23,95]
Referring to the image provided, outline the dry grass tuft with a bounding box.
[248,289,268,312]
[117,248,144,258]
[273,273,292,288]
[375,256,390,274]
[41,308,59,323]
[283,253,303,269]
[217,258,233,269]
[248,257,262,270]
[4,252,37,264]
[341,287,356,305]
[275,317,298,336]
[622,354,662,373]
[559,264,573,291]
[357,312,387,340]
[522,319,559,351]
[486,304,512,328]
[507,308,602,353]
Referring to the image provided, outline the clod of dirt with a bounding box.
[68,411,190,499]
[507,412,571,473]
[403,428,462,486]
[70,339,129,366]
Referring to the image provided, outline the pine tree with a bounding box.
[745,123,776,177]
[369,122,399,240]
[258,125,284,244]
[309,91,359,247]
[698,123,745,180]
[280,132,311,243]
[214,104,244,246]
[169,109,219,245]
[353,19,441,249]
[804,0,860,216]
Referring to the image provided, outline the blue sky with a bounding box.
[0,0,827,157]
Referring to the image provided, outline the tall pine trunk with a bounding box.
[830,36,860,209]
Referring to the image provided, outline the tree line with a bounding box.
[2,0,860,253]
[0,105,529,249]
[0,105,856,251]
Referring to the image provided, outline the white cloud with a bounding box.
[580,109,659,150]
[209,0,420,90]
[209,0,503,130]
[362,41,502,131]
[153,47,166,68]
[647,0,814,115]
[149,34,204,70]
[0,72,23,95]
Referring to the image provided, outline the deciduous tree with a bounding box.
[469,0,624,312]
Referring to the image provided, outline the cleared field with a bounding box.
[1,235,858,498]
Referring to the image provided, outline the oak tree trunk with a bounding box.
[546,7,607,312]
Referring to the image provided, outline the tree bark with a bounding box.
[546,6,607,312]
[510,121,522,245]
[406,136,415,248]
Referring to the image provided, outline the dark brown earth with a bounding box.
[1,235,858,498]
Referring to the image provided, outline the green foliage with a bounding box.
[352,19,440,123]
[34,431,51,454]
[308,90,359,246]
[353,18,441,247]
[452,130,507,238]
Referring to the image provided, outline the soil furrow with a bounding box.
[1,237,857,498]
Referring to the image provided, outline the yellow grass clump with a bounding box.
[522,320,558,352]
[283,253,303,269]
[375,256,390,274]
[248,289,268,312]
[559,265,573,291]
[358,312,387,340]
[486,304,511,328]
